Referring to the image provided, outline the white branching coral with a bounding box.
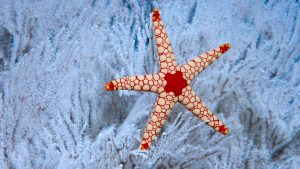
[0,0,299,169]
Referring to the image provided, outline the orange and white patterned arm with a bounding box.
[181,43,231,80]
[104,74,166,93]
[179,86,229,135]
[152,8,177,73]
[140,92,176,150]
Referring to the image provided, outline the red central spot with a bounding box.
[164,71,187,96]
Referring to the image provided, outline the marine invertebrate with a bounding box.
[105,8,231,150]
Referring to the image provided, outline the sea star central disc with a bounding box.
[164,71,187,96]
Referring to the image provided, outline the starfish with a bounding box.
[104,8,231,151]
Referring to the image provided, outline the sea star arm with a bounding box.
[152,8,177,73]
[181,43,231,81]
[140,92,176,150]
[104,74,166,93]
[179,86,229,135]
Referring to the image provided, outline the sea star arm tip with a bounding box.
[220,43,231,53]
[152,8,177,72]
[152,8,160,21]
[105,74,166,93]
[181,43,231,81]
[139,92,176,150]
[218,125,229,135]
[104,82,115,91]
[179,88,229,135]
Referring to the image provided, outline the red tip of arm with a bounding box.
[219,125,229,135]
[104,82,115,91]
[140,142,149,151]
[152,8,160,21]
[220,43,231,53]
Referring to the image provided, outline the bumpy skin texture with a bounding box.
[105,8,231,151]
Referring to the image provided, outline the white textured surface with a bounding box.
[0,0,299,168]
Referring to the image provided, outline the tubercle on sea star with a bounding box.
[104,8,231,151]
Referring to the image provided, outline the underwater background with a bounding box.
[0,0,299,168]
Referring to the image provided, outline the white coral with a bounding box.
[0,0,299,168]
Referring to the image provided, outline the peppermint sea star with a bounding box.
[105,8,231,151]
